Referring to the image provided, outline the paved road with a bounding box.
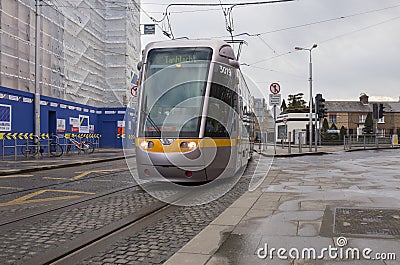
[0,154,262,264]
[197,149,400,265]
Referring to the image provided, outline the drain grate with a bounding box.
[334,207,400,237]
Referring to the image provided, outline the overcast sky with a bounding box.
[140,0,400,104]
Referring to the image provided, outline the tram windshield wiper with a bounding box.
[142,110,161,135]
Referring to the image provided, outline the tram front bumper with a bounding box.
[137,163,207,183]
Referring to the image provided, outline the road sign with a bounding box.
[270,83,281,94]
[269,94,281,106]
[143,24,156,35]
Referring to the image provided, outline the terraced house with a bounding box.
[325,94,400,137]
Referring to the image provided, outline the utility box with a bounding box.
[293,129,306,145]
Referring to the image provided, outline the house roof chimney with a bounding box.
[359,93,369,104]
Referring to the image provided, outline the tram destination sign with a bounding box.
[148,48,212,66]
[269,94,281,106]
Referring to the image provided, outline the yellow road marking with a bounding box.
[0,189,95,207]
[43,177,70,180]
[42,168,127,181]
[0,186,23,191]
[72,168,126,180]
[0,174,33,179]
[92,179,113,182]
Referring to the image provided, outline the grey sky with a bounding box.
[140,0,400,104]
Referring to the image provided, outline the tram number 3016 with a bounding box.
[219,65,232,77]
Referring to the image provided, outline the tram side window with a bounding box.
[205,83,238,137]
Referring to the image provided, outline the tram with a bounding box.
[135,39,255,183]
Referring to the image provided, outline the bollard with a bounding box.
[349,135,352,149]
[288,132,291,154]
[298,132,302,153]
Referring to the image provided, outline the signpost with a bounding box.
[269,83,281,155]
[270,83,281,94]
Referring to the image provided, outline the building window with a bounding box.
[329,114,337,123]
[277,125,287,140]
[378,117,385,124]
[359,115,366,123]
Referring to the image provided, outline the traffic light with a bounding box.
[315,93,327,119]
[373,103,378,119]
[379,103,384,119]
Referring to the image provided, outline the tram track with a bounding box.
[0,184,140,227]
[0,156,262,264]
[0,180,180,265]
[27,200,176,265]
[0,168,133,197]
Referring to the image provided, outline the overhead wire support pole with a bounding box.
[295,44,317,152]
[35,0,41,140]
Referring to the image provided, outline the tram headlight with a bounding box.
[180,141,197,152]
[140,140,154,150]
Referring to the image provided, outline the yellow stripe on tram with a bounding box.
[136,138,237,153]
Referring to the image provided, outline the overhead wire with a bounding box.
[248,13,400,66]
[214,2,400,39]
[150,0,295,39]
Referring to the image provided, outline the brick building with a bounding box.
[325,94,400,137]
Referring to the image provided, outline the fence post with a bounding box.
[2,138,4,160]
[14,137,17,161]
[288,132,292,154]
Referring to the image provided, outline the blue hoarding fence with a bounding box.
[0,85,136,158]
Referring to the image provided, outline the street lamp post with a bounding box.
[295,44,317,152]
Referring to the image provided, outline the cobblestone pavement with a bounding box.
[0,169,135,221]
[0,154,261,264]
[0,189,167,264]
[77,163,258,264]
[80,178,253,265]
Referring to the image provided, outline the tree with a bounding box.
[364,112,373,134]
[330,123,338,130]
[287,93,307,111]
[321,118,329,142]
[321,118,329,132]
[340,126,347,140]
[280,99,287,113]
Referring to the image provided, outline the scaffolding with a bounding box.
[0,0,141,107]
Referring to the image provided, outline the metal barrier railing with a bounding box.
[2,136,18,161]
[1,134,101,160]
[344,135,397,150]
